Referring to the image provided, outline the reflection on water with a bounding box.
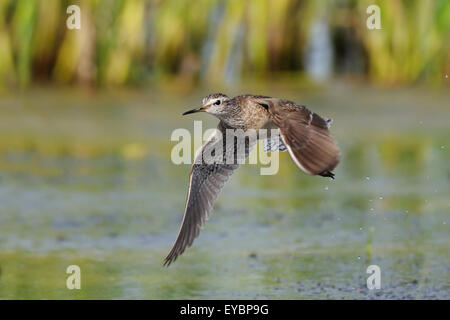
[0,85,448,299]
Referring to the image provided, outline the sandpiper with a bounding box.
[164,93,340,266]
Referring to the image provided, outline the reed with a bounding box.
[0,0,447,88]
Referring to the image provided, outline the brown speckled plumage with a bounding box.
[164,94,340,266]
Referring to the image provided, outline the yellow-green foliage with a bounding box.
[0,0,448,88]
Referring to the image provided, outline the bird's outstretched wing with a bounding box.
[164,122,256,266]
[255,98,340,177]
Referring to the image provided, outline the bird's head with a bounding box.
[183,93,231,118]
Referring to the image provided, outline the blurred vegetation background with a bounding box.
[0,0,449,299]
[0,0,449,90]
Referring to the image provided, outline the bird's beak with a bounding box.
[182,106,206,116]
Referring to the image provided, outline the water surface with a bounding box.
[0,84,448,299]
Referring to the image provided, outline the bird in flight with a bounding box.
[164,93,340,266]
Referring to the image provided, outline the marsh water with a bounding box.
[0,83,448,299]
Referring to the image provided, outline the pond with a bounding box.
[0,83,448,299]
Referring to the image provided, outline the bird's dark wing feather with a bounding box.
[164,122,255,266]
[256,98,340,177]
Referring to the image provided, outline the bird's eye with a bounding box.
[214,100,221,105]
